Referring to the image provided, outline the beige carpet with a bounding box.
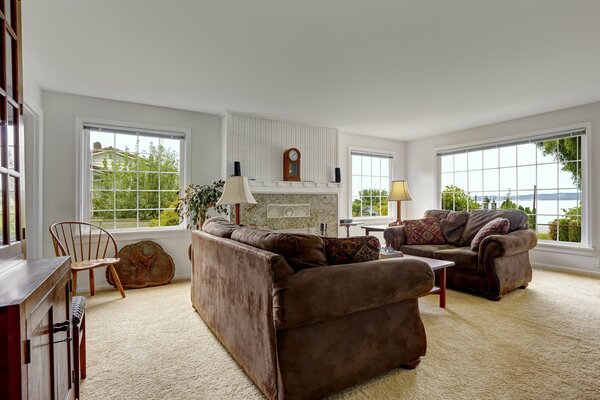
[80,269,600,400]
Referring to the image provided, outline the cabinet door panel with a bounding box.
[27,309,53,400]
[53,281,72,400]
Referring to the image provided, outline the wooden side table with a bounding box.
[361,224,390,235]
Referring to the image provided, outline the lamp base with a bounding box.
[235,203,241,225]
[396,200,402,225]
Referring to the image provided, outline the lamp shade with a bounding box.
[388,180,412,201]
[216,176,257,206]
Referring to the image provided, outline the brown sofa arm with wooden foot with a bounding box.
[479,229,538,299]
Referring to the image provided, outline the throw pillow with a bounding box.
[321,236,380,265]
[231,227,327,272]
[403,218,445,245]
[470,217,510,251]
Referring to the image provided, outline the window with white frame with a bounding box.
[351,150,392,218]
[81,123,185,230]
[437,128,586,245]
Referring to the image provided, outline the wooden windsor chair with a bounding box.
[49,221,126,298]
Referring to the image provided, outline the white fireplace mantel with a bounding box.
[248,180,342,194]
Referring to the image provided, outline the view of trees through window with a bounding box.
[439,134,584,243]
[351,152,392,217]
[88,129,182,229]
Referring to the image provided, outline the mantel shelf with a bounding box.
[248,180,342,194]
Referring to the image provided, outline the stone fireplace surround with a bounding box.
[237,193,339,237]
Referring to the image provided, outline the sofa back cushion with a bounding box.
[425,210,469,245]
[231,227,327,272]
[460,209,528,246]
[202,217,239,238]
[470,217,511,251]
[321,236,380,265]
[403,218,446,245]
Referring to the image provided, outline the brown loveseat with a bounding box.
[384,209,538,300]
[191,218,435,400]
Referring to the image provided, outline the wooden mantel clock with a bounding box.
[283,148,301,181]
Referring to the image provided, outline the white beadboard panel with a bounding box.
[225,112,339,183]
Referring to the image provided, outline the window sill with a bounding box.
[534,241,596,256]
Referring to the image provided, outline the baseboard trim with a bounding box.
[533,263,600,278]
[74,274,191,295]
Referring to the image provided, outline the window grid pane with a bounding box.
[89,129,183,229]
[351,153,392,218]
[439,134,584,244]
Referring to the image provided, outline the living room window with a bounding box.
[437,128,587,245]
[79,122,186,230]
[350,150,392,218]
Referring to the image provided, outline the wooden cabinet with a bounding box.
[0,257,73,400]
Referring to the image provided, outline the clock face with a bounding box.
[289,150,299,161]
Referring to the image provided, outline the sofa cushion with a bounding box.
[460,209,528,246]
[423,209,450,222]
[433,247,479,271]
[231,227,327,272]
[321,236,380,265]
[404,218,446,245]
[202,217,238,238]
[470,217,510,251]
[401,244,456,258]
[424,210,469,245]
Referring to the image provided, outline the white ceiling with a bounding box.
[23,1,600,140]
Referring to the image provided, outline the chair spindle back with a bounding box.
[49,221,118,262]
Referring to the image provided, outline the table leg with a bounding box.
[439,268,447,308]
[345,226,351,237]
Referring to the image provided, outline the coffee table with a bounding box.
[403,255,454,308]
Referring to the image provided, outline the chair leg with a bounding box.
[80,314,86,379]
[89,269,95,296]
[72,271,78,296]
[109,265,126,298]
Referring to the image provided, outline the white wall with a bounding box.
[42,91,222,292]
[24,66,43,107]
[406,101,600,274]
[338,131,407,239]
[223,112,339,182]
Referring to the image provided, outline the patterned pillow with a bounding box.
[403,218,446,245]
[470,217,510,251]
[321,236,380,265]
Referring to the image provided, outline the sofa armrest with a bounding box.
[273,258,434,330]
[383,226,407,249]
[479,229,538,263]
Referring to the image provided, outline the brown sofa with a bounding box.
[191,218,435,400]
[384,209,538,300]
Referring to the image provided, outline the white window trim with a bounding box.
[75,117,192,234]
[432,122,592,250]
[348,146,396,222]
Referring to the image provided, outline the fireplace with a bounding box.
[238,193,338,237]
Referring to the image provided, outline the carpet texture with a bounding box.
[80,269,600,399]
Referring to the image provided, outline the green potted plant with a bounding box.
[177,180,228,229]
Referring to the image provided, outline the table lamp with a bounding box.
[388,180,412,225]
[216,176,257,224]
